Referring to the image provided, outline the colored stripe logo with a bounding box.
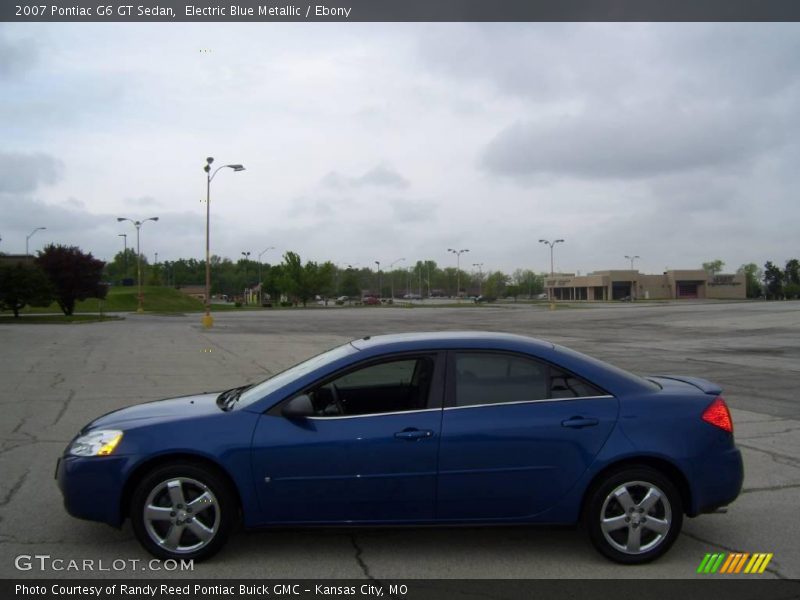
[697,552,773,574]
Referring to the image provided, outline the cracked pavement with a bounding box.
[0,301,798,579]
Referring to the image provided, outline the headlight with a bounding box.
[69,430,124,457]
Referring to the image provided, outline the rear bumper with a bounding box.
[686,446,744,516]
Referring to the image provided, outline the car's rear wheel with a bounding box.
[585,466,683,564]
[130,462,236,561]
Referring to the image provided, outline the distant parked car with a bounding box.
[474,295,496,303]
[362,296,381,305]
[57,332,742,564]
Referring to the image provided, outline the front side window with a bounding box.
[308,356,435,417]
[453,352,605,407]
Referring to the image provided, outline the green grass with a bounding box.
[20,286,205,314]
[0,314,122,324]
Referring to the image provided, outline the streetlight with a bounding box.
[374,261,382,299]
[473,262,484,296]
[388,257,405,300]
[447,248,469,299]
[25,227,46,256]
[241,251,251,304]
[625,255,640,301]
[539,239,564,306]
[203,157,245,328]
[117,233,128,277]
[117,217,159,312]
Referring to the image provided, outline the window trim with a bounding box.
[443,395,615,412]
[443,349,612,410]
[266,351,446,418]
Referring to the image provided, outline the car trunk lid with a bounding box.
[648,375,722,395]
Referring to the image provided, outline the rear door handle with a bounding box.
[561,417,599,429]
[394,428,434,440]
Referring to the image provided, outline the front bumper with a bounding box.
[56,454,136,527]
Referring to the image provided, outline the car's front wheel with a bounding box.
[585,466,683,564]
[130,462,236,561]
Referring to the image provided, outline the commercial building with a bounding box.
[545,269,745,301]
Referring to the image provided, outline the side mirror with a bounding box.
[282,394,314,419]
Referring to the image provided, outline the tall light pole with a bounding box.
[539,238,564,306]
[203,157,245,328]
[241,251,251,304]
[447,248,469,299]
[374,260,382,299]
[117,233,128,277]
[473,262,484,296]
[117,217,159,312]
[26,227,46,256]
[388,257,405,300]
[625,255,640,301]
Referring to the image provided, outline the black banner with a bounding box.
[3,0,800,23]
[4,580,800,600]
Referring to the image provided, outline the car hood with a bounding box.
[85,392,222,431]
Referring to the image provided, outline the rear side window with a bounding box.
[453,352,606,407]
[550,368,605,399]
[455,353,548,407]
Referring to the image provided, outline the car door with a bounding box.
[436,350,618,520]
[250,352,444,524]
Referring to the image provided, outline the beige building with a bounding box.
[545,269,745,301]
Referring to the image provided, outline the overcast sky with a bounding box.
[1,23,798,275]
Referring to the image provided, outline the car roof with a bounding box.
[350,331,554,353]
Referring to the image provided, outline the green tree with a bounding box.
[315,262,336,303]
[763,261,784,300]
[261,263,283,303]
[512,268,544,298]
[280,251,317,306]
[105,248,138,282]
[0,262,53,317]
[339,267,361,299]
[702,259,725,276]
[506,284,521,300]
[483,271,509,299]
[785,258,800,299]
[738,263,763,298]
[36,244,107,316]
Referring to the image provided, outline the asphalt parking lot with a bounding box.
[1,301,798,579]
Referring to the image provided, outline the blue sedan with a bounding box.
[56,332,743,564]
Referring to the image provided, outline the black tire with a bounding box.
[585,466,683,564]
[130,461,236,561]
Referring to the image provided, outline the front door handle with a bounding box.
[561,417,599,429]
[394,428,434,440]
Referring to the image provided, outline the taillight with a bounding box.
[702,396,733,433]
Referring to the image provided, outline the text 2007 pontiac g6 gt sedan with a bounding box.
[57,332,743,563]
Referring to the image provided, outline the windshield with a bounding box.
[235,342,358,409]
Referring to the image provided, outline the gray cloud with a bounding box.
[480,103,783,180]
[392,199,434,223]
[320,165,410,190]
[125,195,163,208]
[0,32,38,80]
[0,152,63,193]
